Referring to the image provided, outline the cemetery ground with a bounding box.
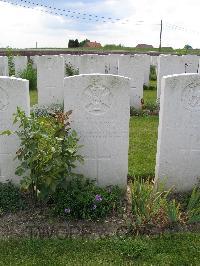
[0,87,200,265]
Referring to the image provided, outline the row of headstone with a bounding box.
[0,74,129,189]
[0,54,150,109]
[36,54,149,109]
[1,73,200,191]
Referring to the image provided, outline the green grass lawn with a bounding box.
[30,90,38,106]
[144,88,157,104]
[0,233,199,265]
[129,116,158,178]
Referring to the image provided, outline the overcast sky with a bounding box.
[0,0,199,49]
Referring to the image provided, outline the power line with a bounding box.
[165,22,200,35]
[0,0,134,24]
[1,0,199,36]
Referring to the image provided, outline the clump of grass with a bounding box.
[18,61,37,90]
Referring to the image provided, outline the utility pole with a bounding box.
[159,19,162,52]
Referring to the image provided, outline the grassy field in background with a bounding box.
[0,233,199,265]
[29,89,158,178]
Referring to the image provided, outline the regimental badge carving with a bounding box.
[182,82,200,112]
[82,85,113,115]
[0,87,9,111]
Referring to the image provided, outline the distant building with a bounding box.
[84,41,102,48]
[136,44,154,49]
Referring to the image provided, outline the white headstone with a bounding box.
[118,55,144,109]
[105,54,119,75]
[79,55,106,74]
[37,55,65,105]
[182,55,199,73]
[156,73,200,191]
[0,56,9,76]
[141,54,151,86]
[64,74,130,188]
[0,77,30,183]
[157,55,184,99]
[14,56,28,76]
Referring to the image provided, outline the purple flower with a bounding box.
[95,194,103,202]
[64,208,71,214]
[92,204,97,210]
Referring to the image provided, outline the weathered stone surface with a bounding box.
[157,55,184,99]
[37,55,65,105]
[0,56,9,76]
[105,54,119,75]
[141,54,151,86]
[182,55,199,73]
[155,73,200,191]
[64,74,130,188]
[79,55,106,74]
[14,56,28,77]
[118,55,144,109]
[0,77,30,183]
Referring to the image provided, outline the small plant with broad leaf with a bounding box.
[1,107,83,203]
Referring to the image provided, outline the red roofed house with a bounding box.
[84,41,102,48]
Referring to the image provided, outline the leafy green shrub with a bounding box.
[131,178,169,225]
[65,63,79,76]
[2,108,83,202]
[52,175,124,220]
[0,182,26,213]
[130,106,145,117]
[130,102,159,117]
[31,103,64,117]
[186,187,200,223]
[19,61,37,90]
[149,65,157,81]
[6,47,15,76]
[143,84,157,91]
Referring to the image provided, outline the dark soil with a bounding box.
[0,183,199,240]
